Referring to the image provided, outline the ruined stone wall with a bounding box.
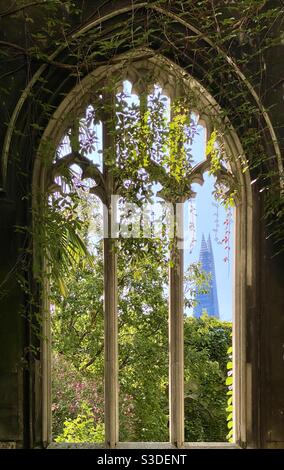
[0,0,283,448]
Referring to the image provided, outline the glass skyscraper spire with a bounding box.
[193,233,220,319]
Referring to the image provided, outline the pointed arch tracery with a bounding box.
[35,53,252,449]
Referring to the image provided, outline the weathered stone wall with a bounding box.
[0,0,283,448]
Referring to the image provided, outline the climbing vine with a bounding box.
[1,0,282,249]
[0,0,283,447]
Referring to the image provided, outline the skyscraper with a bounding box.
[193,233,220,318]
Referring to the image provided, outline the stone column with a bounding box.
[169,202,184,447]
[103,95,118,448]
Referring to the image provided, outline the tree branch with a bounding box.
[81,344,104,370]
[0,41,79,70]
[0,1,52,18]
[0,64,25,81]
[0,40,27,54]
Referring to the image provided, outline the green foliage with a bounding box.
[114,86,202,204]
[226,338,234,442]
[117,240,169,441]
[51,353,104,438]
[47,88,233,442]
[34,193,93,295]
[184,315,232,441]
[51,229,232,442]
[55,402,104,443]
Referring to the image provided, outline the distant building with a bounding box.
[193,234,220,318]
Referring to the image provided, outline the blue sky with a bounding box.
[183,175,234,322]
[184,125,234,322]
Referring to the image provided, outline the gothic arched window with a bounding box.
[34,54,252,449]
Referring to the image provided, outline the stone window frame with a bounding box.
[33,52,253,449]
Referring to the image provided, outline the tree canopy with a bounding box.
[51,232,232,443]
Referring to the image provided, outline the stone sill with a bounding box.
[48,442,238,449]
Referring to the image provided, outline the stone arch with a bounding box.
[32,51,254,448]
[1,2,282,448]
[1,3,282,194]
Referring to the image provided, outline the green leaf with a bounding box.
[226,376,233,386]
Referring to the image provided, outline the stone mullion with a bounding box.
[103,92,118,448]
[169,201,184,448]
[138,83,186,447]
[41,255,52,447]
[167,86,185,447]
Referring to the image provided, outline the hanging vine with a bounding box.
[0,0,283,447]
